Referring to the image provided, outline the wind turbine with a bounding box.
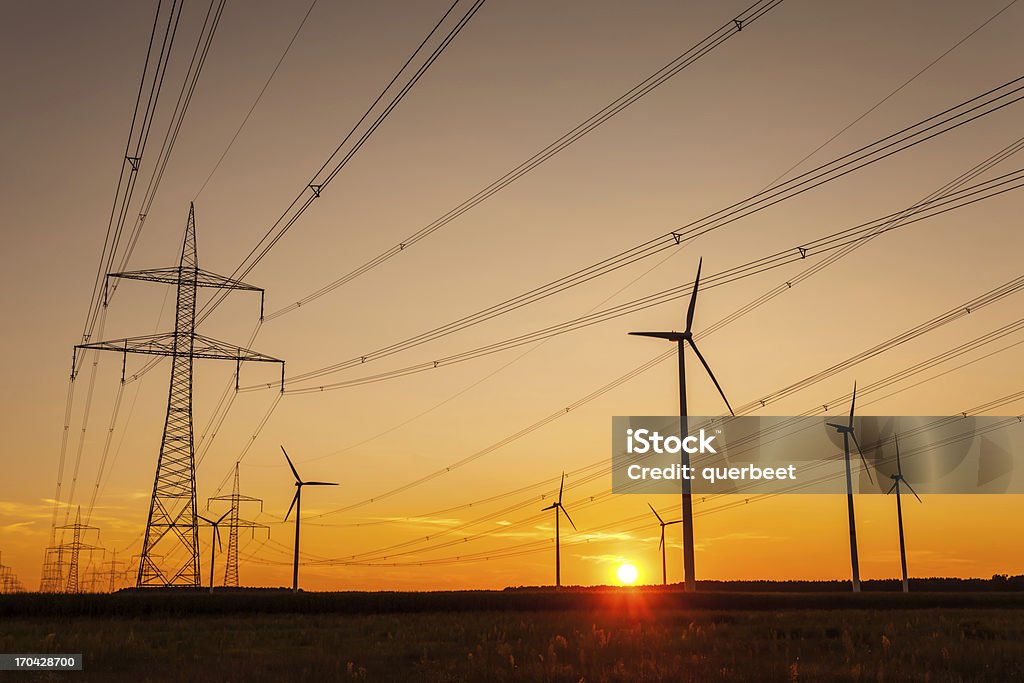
[826,382,874,593]
[886,433,920,593]
[648,503,682,586]
[197,510,229,593]
[541,472,576,589]
[630,257,734,592]
[282,446,337,593]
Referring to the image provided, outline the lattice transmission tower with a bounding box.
[208,463,268,587]
[75,204,284,587]
[39,546,65,593]
[0,552,26,593]
[55,507,103,594]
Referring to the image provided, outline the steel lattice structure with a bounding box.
[55,508,102,594]
[75,204,283,588]
[208,462,267,587]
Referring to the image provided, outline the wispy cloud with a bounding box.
[576,553,628,565]
[369,516,462,529]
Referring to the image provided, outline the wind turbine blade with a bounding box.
[665,520,683,526]
[886,481,897,495]
[558,472,565,505]
[560,504,577,531]
[684,257,703,334]
[648,502,664,524]
[850,432,874,484]
[281,446,301,483]
[541,503,557,511]
[687,340,735,416]
[659,528,664,551]
[903,478,922,503]
[894,433,903,477]
[629,331,684,341]
[284,491,299,522]
[304,481,338,486]
[849,382,857,429]
[216,511,230,525]
[214,527,222,551]
[197,515,213,525]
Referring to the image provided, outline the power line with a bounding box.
[80,0,185,354]
[194,0,489,327]
[763,0,1020,187]
[307,261,1024,521]
[264,80,1024,388]
[246,401,1024,568]
[108,0,230,286]
[269,8,1021,471]
[273,166,1024,392]
[194,0,321,200]
[309,382,1024,566]
[258,0,787,321]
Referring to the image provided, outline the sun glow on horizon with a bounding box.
[616,562,639,585]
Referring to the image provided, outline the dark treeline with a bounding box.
[2,577,1024,618]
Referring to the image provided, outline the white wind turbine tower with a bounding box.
[541,472,576,589]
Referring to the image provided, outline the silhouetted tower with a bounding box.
[74,205,285,587]
[39,546,65,593]
[630,258,734,592]
[55,507,102,594]
[208,462,268,587]
[100,550,129,593]
[0,552,25,594]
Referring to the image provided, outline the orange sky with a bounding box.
[1,0,1023,591]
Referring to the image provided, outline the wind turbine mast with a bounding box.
[541,472,576,588]
[630,258,734,592]
[887,434,921,593]
[196,511,229,593]
[826,383,874,593]
[648,504,682,586]
[282,446,337,593]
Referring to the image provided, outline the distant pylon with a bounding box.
[100,549,129,593]
[208,462,268,587]
[55,507,102,594]
[0,552,26,594]
[75,205,285,587]
[39,546,65,593]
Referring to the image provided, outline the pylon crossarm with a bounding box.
[209,494,263,505]
[76,332,282,364]
[108,267,264,293]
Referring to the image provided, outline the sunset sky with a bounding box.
[1,0,1022,591]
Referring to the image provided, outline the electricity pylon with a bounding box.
[39,546,65,593]
[55,507,103,594]
[100,550,130,592]
[75,204,285,588]
[0,553,26,593]
[208,462,268,587]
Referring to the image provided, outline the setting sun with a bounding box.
[616,563,639,585]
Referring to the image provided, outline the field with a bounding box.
[2,590,1024,681]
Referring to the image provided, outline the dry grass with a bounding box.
[2,599,1023,681]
